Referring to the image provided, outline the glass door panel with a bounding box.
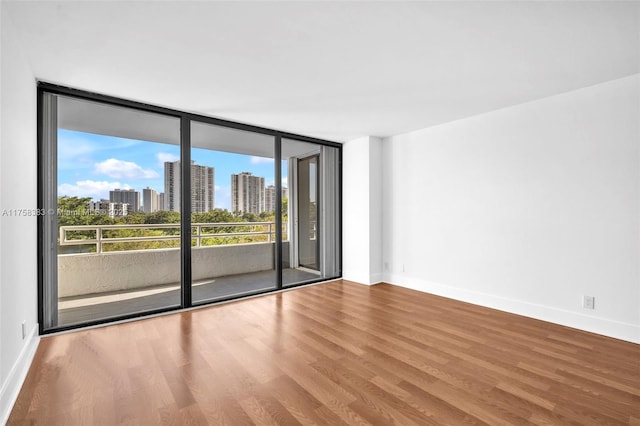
[43,94,181,329]
[297,155,319,270]
[281,139,341,287]
[190,121,277,303]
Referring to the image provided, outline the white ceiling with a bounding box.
[4,1,639,142]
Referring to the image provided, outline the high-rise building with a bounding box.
[192,162,215,213]
[109,188,140,212]
[87,199,129,218]
[164,161,215,213]
[265,185,276,213]
[231,172,265,215]
[164,162,179,212]
[159,193,165,211]
[142,187,159,213]
[264,185,289,213]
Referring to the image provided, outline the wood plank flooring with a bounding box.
[8,280,640,425]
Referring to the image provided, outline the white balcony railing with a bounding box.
[60,221,286,254]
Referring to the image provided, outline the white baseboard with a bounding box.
[369,272,383,285]
[342,270,382,286]
[0,324,40,425]
[384,274,640,344]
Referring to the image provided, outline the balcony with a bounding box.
[56,222,319,326]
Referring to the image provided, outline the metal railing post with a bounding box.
[96,226,102,254]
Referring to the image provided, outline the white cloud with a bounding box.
[58,180,131,200]
[156,152,179,166]
[282,177,288,188]
[94,158,159,179]
[250,156,274,165]
[58,130,141,170]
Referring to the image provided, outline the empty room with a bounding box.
[1,1,639,424]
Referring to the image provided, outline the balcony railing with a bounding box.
[59,222,286,254]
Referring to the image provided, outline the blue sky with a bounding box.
[57,129,286,211]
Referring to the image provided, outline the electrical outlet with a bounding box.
[21,321,26,339]
[583,295,595,310]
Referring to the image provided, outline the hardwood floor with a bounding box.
[9,280,640,425]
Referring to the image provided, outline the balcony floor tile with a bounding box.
[58,268,320,327]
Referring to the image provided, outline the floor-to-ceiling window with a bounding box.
[38,84,341,333]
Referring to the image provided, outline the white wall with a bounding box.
[0,2,3,418]
[383,75,640,343]
[0,5,40,423]
[342,136,383,285]
[369,137,383,283]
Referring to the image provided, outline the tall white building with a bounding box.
[109,188,140,212]
[164,162,179,212]
[192,163,215,213]
[264,185,289,213]
[142,187,159,213]
[231,172,265,215]
[164,161,215,213]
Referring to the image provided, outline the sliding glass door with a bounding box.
[41,93,182,329]
[281,139,341,287]
[190,121,277,304]
[297,155,319,270]
[39,84,341,333]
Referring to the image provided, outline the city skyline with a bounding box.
[57,129,287,211]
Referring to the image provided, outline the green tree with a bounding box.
[241,212,259,222]
[145,210,181,224]
[57,196,115,254]
[57,196,114,227]
[192,209,236,224]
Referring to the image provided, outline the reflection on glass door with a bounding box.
[297,155,319,270]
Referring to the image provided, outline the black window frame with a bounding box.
[37,82,342,334]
